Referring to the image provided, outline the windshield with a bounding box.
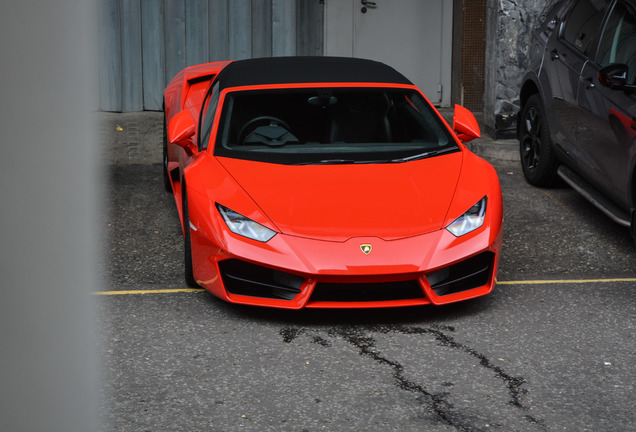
[213,87,458,165]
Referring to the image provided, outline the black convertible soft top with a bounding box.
[214,56,413,90]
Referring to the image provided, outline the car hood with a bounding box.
[217,153,463,241]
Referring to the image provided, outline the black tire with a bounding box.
[519,94,559,186]
[182,188,198,288]
[631,210,636,247]
[162,113,172,192]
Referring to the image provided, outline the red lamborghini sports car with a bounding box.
[163,57,503,309]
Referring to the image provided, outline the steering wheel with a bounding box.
[237,116,292,144]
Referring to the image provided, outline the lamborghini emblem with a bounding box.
[360,244,372,255]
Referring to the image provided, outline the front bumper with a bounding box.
[189,220,503,309]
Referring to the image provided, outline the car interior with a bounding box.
[218,88,451,149]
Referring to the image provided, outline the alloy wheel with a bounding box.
[522,106,542,171]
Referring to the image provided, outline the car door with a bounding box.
[168,75,219,180]
[548,0,609,159]
[576,0,636,207]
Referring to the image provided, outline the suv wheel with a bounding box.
[631,210,636,246]
[519,94,559,186]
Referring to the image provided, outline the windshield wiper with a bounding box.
[388,147,457,163]
[294,148,457,166]
[295,159,356,165]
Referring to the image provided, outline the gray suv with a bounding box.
[518,0,636,241]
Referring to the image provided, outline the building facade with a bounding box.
[99,0,544,138]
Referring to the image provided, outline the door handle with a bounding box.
[580,76,595,89]
[361,0,377,7]
[550,49,559,60]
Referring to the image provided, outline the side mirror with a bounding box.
[598,64,635,91]
[167,109,196,148]
[452,104,480,143]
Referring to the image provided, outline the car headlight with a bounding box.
[216,204,277,242]
[446,197,487,237]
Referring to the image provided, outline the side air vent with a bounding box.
[186,74,216,86]
[218,260,304,301]
[427,252,494,296]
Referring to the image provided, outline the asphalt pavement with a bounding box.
[98,111,635,431]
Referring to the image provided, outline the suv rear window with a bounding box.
[597,1,636,83]
[562,0,608,55]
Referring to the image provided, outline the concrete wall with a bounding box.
[484,0,544,138]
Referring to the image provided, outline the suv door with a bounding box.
[548,0,609,159]
[577,0,636,208]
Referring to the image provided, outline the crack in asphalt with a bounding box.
[279,324,547,431]
[329,325,467,430]
[391,325,527,408]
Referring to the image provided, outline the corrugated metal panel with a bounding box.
[273,0,296,56]
[141,2,164,110]
[229,0,252,59]
[99,0,122,111]
[120,0,143,112]
[186,2,209,66]
[209,0,229,61]
[251,0,273,58]
[99,0,324,112]
[297,1,324,56]
[163,0,186,91]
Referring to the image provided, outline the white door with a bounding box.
[324,0,452,106]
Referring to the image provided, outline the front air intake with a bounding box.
[218,260,304,300]
[310,280,424,302]
[427,252,494,296]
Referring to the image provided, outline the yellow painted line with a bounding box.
[94,288,206,295]
[94,278,636,296]
[497,278,636,285]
